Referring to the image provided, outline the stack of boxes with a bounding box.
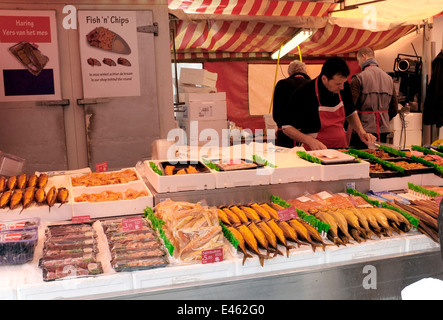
[176,68,228,146]
[390,112,422,148]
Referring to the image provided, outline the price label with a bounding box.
[122,217,144,231]
[201,248,223,264]
[277,206,298,221]
[72,215,91,223]
[96,161,108,172]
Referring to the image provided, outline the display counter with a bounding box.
[0,145,442,300]
[1,223,440,300]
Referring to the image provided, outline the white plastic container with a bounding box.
[143,160,216,193]
[0,151,25,177]
[70,168,153,219]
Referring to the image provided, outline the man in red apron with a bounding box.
[281,57,376,150]
[350,47,398,148]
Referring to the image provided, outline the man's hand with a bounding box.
[358,132,377,146]
[305,136,328,150]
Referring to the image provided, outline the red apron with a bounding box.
[303,77,348,150]
[357,110,388,142]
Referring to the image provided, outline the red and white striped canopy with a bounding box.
[169,0,417,60]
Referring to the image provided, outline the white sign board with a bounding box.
[78,11,141,99]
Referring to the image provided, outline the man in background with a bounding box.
[272,60,310,148]
[349,46,398,148]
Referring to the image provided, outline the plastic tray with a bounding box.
[0,229,38,265]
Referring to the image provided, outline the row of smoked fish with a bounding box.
[390,198,440,243]
[217,202,329,266]
[287,192,413,245]
[217,194,415,266]
[0,174,69,212]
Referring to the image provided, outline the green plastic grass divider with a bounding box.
[271,195,330,234]
[144,206,175,256]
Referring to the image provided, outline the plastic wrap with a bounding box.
[0,229,38,265]
[40,222,102,281]
[154,200,224,262]
[101,216,169,272]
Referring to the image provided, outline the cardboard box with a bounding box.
[178,85,216,94]
[176,93,227,121]
[179,68,218,88]
[178,119,229,147]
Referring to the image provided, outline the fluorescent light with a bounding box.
[271,30,314,59]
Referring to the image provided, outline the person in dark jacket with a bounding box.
[423,51,443,127]
[272,60,310,148]
[349,47,398,148]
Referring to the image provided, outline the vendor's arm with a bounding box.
[346,112,376,145]
[282,126,327,150]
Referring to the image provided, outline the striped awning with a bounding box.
[169,0,417,61]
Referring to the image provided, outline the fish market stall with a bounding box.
[0,144,442,300]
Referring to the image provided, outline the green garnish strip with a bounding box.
[143,207,174,256]
[252,154,277,168]
[347,149,405,173]
[407,182,441,198]
[149,161,163,176]
[296,151,322,164]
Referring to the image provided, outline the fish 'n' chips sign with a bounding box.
[77,10,141,99]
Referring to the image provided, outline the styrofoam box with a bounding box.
[392,129,422,148]
[406,233,440,252]
[17,272,134,300]
[0,174,73,223]
[390,112,422,131]
[270,152,322,184]
[70,168,153,219]
[132,259,237,290]
[325,234,407,264]
[179,68,218,88]
[320,160,370,181]
[208,162,272,188]
[143,160,216,193]
[369,174,423,192]
[234,245,327,277]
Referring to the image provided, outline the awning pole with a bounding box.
[269,45,282,114]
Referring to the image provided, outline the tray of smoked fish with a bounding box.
[39,222,103,281]
[0,173,72,222]
[101,215,169,272]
